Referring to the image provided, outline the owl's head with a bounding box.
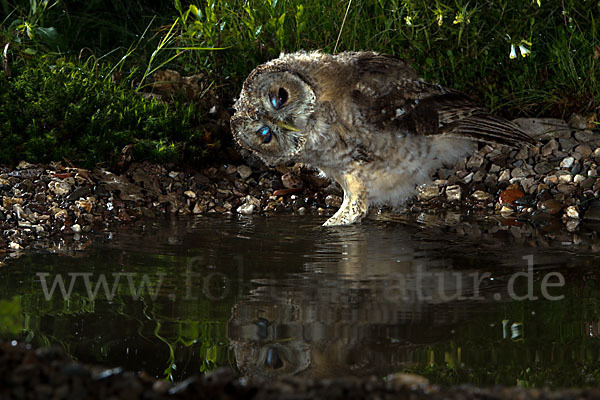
[231,64,316,166]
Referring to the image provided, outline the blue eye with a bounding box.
[258,126,272,144]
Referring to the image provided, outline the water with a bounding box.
[1,213,600,387]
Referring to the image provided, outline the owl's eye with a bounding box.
[270,87,289,110]
[257,126,272,144]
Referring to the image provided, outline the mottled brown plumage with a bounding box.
[231,51,534,226]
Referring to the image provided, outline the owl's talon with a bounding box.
[322,172,368,226]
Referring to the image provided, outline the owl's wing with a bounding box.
[350,68,534,147]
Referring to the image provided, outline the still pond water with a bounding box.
[2,213,600,387]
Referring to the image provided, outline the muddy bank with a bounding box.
[1,339,598,400]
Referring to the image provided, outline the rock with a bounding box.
[573,174,585,184]
[569,113,590,129]
[498,169,511,183]
[560,157,574,168]
[541,139,558,156]
[511,165,534,179]
[565,205,579,219]
[559,138,575,152]
[466,152,484,170]
[71,224,82,233]
[416,184,439,200]
[281,173,303,189]
[538,199,562,215]
[574,145,592,158]
[237,202,255,215]
[324,195,343,208]
[512,118,571,139]
[471,190,491,202]
[386,373,429,390]
[445,185,462,202]
[237,165,253,179]
[499,189,524,205]
[192,201,206,214]
[3,196,24,208]
[558,174,573,184]
[184,190,197,199]
[574,130,596,143]
[557,183,575,195]
[48,180,72,196]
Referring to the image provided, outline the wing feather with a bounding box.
[346,53,535,147]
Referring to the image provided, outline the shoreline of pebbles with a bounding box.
[1,339,599,400]
[0,115,599,256]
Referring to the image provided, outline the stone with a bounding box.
[511,165,534,179]
[574,145,592,158]
[560,157,575,168]
[184,190,197,199]
[71,224,82,233]
[557,183,575,195]
[48,180,71,196]
[325,194,343,208]
[466,152,484,170]
[237,165,253,180]
[541,139,558,156]
[574,130,596,143]
[471,190,491,202]
[569,113,590,129]
[192,201,206,214]
[534,162,554,175]
[558,174,573,184]
[417,184,439,201]
[281,173,303,189]
[538,199,562,215]
[513,118,571,139]
[499,189,524,205]
[236,203,255,215]
[565,205,579,219]
[445,185,462,202]
[498,169,511,183]
[559,138,575,152]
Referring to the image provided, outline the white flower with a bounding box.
[509,44,517,59]
[404,15,413,26]
[519,44,531,57]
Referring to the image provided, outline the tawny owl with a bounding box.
[231,51,533,226]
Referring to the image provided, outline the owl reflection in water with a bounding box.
[231,51,533,226]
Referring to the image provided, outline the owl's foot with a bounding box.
[323,173,368,226]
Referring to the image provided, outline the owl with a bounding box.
[231,51,533,226]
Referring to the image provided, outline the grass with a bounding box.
[0,0,598,167]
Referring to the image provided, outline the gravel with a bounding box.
[1,339,598,400]
[0,114,599,255]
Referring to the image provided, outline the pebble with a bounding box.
[565,205,579,219]
[446,185,462,202]
[471,190,491,202]
[281,173,303,189]
[499,189,524,205]
[416,184,439,201]
[534,162,554,175]
[237,164,252,179]
[325,195,343,208]
[236,203,255,215]
[560,157,575,168]
[48,180,71,196]
[538,199,562,215]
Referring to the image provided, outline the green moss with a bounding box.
[0,60,218,167]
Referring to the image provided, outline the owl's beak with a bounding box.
[276,120,299,132]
